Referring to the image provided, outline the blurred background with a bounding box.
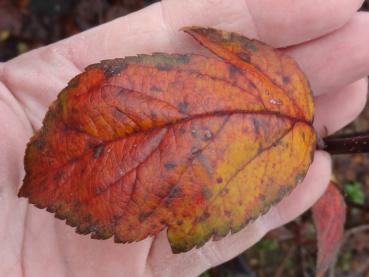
[1,1,368,276]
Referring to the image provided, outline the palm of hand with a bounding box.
[1,1,368,276]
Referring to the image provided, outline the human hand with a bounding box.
[1,1,368,276]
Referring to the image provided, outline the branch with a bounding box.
[321,132,369,154]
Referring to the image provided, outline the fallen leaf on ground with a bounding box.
[312,181,346,276]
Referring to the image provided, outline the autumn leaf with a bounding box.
[312,182,346,276]
[18,26,316,253]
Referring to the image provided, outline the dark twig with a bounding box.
[322,132,369,154]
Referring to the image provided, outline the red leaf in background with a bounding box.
[312,182,346,276]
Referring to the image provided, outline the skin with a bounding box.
[0,0,368,276]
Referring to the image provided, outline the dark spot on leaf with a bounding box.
[202,187,212,200]
[178,54,191,64]
[34,139,46,150]
[295,171,306,184]
[178,101,189,113]
[138,212,152,222]
[272,140,283,147]
[203,130,213,141]
[228,64,239,76]
[112,107,125,120]
[197,153,213,176]
[224,210,232,217]
[191,147,201,155]
[179,127,186,134]
[278,187,291,197]
[197,210,210,222]
[68,75,81,87]
[157,63,173,71]
[150,111,158,121]
[95,186,106,195]
[216,177,223,183]
[168,186,181,197]
[220,188,229,196]
[165,186,182,206]
[252,117,261,135]
[252,117,268,136]
[239,52,251,63]
[116,89,127,98]
[249,81,257,89]
[100,59,128,77]
[164,162,177,170]
[176,220,183,226]
[160,219,167,225]
[150,85,162,92]
[111,215,121,227]
[191,128,197,137]
[242,39,258,52]
[53,170,64,182]
[93,145,104,158]
[283,76,290,84]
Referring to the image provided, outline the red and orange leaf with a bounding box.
[312,182,346,276]
[18,26,316,253]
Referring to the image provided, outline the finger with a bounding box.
[0,82,31,275]
[149,152,331,276]
[3,2,365,116]
[240,0,363,46]
[58,0,362,68]
[314,78,368,136]
[287,13,369,95]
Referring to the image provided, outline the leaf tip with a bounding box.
[180,25,203,32]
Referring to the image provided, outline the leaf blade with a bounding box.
[19,26,316,253]
[312,182,347,276]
